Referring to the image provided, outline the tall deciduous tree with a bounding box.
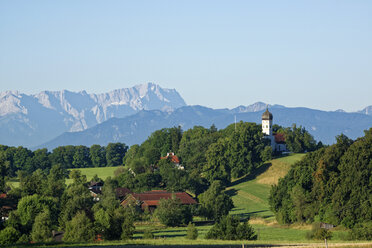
[90,144,106,167]
[198,180,234,220]
[63,211,95,242]
[106,143,128,166]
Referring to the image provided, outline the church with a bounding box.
[262,108,287,152]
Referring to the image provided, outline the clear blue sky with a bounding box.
[0,1,371,111]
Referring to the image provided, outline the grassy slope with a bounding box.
[227,153,305,220]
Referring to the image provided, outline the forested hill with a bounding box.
[39,105,372,150]
[269,128,372,231]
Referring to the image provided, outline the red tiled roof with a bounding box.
[160,153,180,164]
[274,133,286,144]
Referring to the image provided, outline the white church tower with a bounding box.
[262,107,276,149]
[262,107,273,136]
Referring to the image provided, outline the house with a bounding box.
[1,205,15,221]
[121,190,197,211]
[89,181,103,191]
[115,187,132,201]
[160,152,184,170]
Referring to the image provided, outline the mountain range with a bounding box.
[0,83,185,147]
[0,83,371,150]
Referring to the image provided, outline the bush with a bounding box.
[205,215,257,240]
[155,197,192,227]
[143,229,154,239]
[306,223,333,240]
[121,216,135,240]
[17,234,31,244]
[347,222,372,240]
[0,227,21,245]
[63,211,95,242]
[186,222,198,240]
[31,209,53,242]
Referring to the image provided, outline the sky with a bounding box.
[0,1,371,112]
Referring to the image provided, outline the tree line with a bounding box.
[269,128,372,240]
[0,142,127,179]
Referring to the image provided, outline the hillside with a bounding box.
[228,154,305,220]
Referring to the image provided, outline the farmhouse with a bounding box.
[160,152,184,169]
[121,190,197,211]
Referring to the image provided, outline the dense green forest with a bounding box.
[269,128,372,239]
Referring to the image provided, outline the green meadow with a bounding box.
[65,166,122,185]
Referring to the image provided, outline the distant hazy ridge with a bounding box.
[0,83,371,149]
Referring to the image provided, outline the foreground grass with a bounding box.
[5,239,372,248]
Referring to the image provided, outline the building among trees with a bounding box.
[121,190,197,211]
[262,108,287,152]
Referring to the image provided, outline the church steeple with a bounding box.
[262,107,273,136]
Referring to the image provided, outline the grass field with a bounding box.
[65,166,123,184]
[7,166,123,188]
[227,153,305,220]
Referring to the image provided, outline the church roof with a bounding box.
[262,108,273,120]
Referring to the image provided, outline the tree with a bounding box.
[186,222,198,240]
[50,146,76,169]
[178,126,220,174]
[90,144,106,167]
[44,164,66,198]
[261,146,273,162]
[17,194,58,232]
[155,197,192,227]
[72,145,91,168]
[19,169,46,196]
[205,215,257,240]
[63,211,95,242]
[93,177,127,240]
[280,124,317,153]
[13,146,33,174]
[224,122,265,179]
[31,209,53,243]
[269,129,372,228]
[121,213,135,240]
[106,143,128,166]
[0,151,10,193]
[59,170,93,228]
[198,180,234,220]
[204,138,231,184]
[0,227,21,245]
[28,148,51,173]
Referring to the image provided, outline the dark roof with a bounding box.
[115,188,132,198]
[90,189,102,195]
[262,108,273,120]
[90,181,103,187]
